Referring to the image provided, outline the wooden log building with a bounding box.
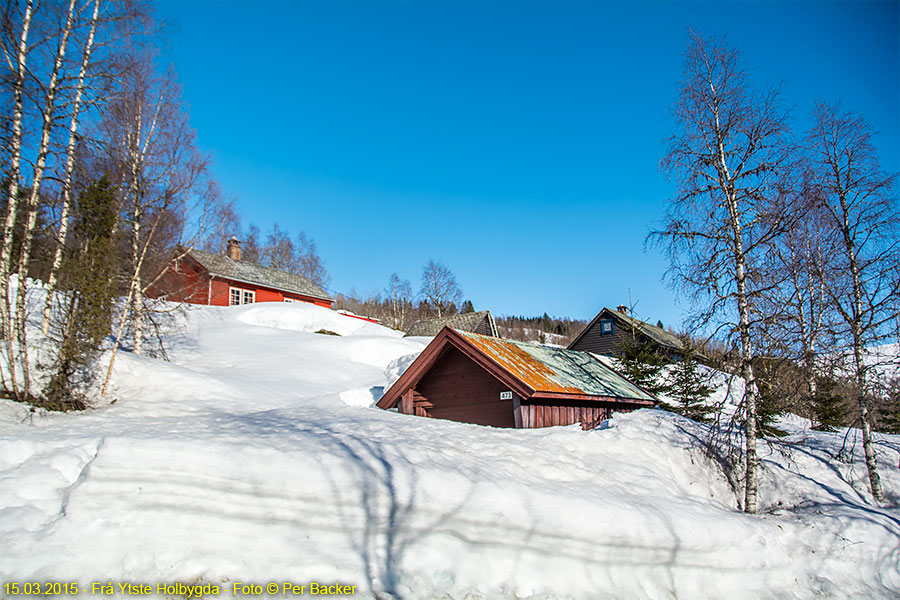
[568,305,709,364]
[377,327,657,429]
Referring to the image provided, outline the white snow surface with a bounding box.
[1,301,899,599]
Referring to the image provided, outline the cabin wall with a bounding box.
[410,346,516,428]
[568,319,632,356]
[521,401,640,430]
[206,278,331,307]
[146,260,209,304]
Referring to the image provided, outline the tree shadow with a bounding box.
[215,410,477,599]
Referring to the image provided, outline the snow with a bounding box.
[1,300,898,599]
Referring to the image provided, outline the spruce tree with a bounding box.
[659,334,715,422]
[754,359,789,437]
[615,331,670,396]
[877,379,900,434]
[809,375,848,431]
[43,176,118,409]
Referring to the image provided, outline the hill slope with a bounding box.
[1,302,898,599]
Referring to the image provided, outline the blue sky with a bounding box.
[154,0,899,329]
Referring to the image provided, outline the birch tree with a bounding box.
[0,0,36,399]
[385,272,412,330]
[1,0,84,400]
[651,32,794,513]
[419,259,462,318]
[806,102,899,503]
[41,0,101,335]
[261,222,295,271]
[296,231,330,288]
[100,55,211,359]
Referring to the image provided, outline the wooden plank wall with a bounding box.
[414,346,515,428]
[568,319,629,356]
[521,402,639,430]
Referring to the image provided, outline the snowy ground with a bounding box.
[1,301,899,599]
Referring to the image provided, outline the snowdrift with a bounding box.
[1,301,898,599]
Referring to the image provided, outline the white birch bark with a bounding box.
[11,0,78,398]
[839,194,884,503]
[130,206,143,355]
[117,80,163,358]
[42,0,101,335]
[809,103,891,504]
[711,87,759,514]
[0,1,35,373]
[101,208,165,396]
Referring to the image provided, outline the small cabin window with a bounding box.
[600,319,614,335]
[173,257,182,272]
[284,298,295,303]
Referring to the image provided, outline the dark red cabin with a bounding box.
[377,327,657,429]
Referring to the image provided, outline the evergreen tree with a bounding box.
[615,333,670,395]
[877,379,900,434]
[809,375,848,432]
[42,177,118,410]
[754,359,789,437]
[659,335,714,422]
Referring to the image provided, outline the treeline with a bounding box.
[334,265,588,344]
[495,314,587,345]
[334,260,466,330]
[653,31,899,509]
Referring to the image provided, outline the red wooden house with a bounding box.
[147,238,333,308]
[377,327,657,429]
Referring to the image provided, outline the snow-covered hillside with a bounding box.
[1,302,898,599]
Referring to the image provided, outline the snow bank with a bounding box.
[0,301,898,599]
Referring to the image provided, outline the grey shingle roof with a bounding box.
[610,309,686,352]
[601,308,709,362]
[405,310,499,337]
[187,249,332,302]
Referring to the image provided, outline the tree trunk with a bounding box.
[11,0,78,398]
[102,209,165,396]
[131,207,143,355]
[715,101,759,514]
[1,0,35,360]
[42,0,101,335]
[844,214,884,502]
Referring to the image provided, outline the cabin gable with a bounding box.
[410,345,516,428]
[567,313,632,356]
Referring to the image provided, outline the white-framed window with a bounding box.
[230,287,255,306]
[283,297,295,303]
[600,319,614,336]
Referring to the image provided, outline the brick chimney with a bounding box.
[617,305,628,315]
[226,236,241,261]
